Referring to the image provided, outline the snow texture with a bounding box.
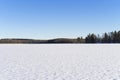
[0,44,120,80]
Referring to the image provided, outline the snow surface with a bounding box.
[0,44,120,80]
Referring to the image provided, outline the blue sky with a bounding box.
[0,0,120,39]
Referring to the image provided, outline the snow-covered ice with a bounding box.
[0,44,120,80]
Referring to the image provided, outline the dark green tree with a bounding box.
[102,33,109,43]
[85,33,97,43]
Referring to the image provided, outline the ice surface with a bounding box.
[0,44,120,80]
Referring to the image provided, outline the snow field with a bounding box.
[0,44,120,80]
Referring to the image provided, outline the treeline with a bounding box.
[85,30,120,43]
[0,30,120,43]
[0,38,79,43]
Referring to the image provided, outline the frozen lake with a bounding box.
[0,44,120,80]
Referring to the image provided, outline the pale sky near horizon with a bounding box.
[0,0,120,39]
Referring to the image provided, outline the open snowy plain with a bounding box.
[0,44,120,80]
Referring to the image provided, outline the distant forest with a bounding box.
[0,30,120,43]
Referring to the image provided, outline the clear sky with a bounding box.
[0,0,120,39]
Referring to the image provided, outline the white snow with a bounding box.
[0,44,120,80]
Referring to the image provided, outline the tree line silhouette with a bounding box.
[0,30,120,43]
[85,30,120,43]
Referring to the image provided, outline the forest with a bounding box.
[85,30,120,43]
[0,30,120,43]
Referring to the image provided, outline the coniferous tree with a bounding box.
[85,34,91,43]
[85,33,97,43]
[96,34,101,43]
[102,33,109,43]
[118,31,120,43]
